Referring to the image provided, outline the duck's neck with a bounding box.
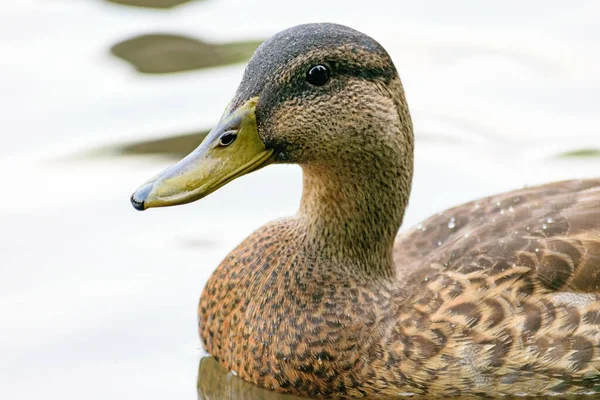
[298,131,413,279]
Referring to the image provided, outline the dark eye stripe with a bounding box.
[254,61,395,135]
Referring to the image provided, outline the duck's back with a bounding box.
[392,178,600,395]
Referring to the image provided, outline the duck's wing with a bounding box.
[394,178,600,293]
[390,179,600,395]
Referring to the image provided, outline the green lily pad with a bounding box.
[119,130,210,159]
[111,34,263,74]
[557,148,600,158]
[104,0,197,8]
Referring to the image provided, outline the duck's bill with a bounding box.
[130,97,273,211]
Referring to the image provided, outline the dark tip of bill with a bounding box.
[130,195,145,211]
[131,183,153,211]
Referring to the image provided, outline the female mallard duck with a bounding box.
[131,23,600,398]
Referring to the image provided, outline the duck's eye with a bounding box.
[306,65,330,86]
[219,132,237,147]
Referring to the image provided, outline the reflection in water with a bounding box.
[105,0,198,8]
[197,357,304,400]
[111,34,263,74]
[196,357,588,400]
[558,149,600,159]
[118,130,210,159]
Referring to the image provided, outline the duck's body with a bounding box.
[132,23,600,398]
[199,179,600,397]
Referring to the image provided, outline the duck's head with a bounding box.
[131,23,412,211]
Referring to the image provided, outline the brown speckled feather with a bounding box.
[199,180,600,398]
[390,179,600,395]
[396,179,600,293]
[394,180,600,293]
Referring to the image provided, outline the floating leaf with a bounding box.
[104,0,197,9]
[111,34,263,73]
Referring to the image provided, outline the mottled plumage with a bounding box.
[199,180,600,398]
[140,23,600,398]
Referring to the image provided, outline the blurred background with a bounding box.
[0,1,599,399]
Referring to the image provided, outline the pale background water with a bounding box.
[1,1,599,399]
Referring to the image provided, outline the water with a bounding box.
[1,1,599,399]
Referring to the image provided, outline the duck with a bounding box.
[131,23,600,398]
